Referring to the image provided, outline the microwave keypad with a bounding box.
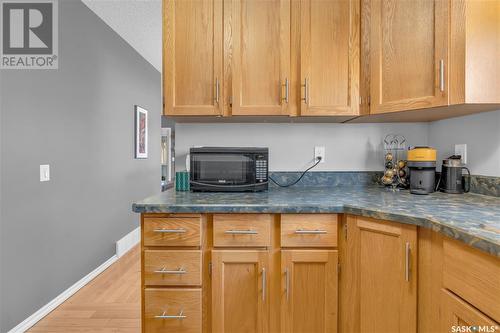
[256,160,267,181]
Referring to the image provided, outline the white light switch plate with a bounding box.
[314,146,326,163]
[40,165,50,182]
[454,144,467,164]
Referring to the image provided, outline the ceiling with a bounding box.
[82,0,162,72]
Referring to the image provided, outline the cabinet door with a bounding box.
[164,0,223,116]
[340,216,417,333]
[441,289,499,331]
[370,0,448,114]
[212,250,270,333]
[299,0,360,116]
[281,250,338,333]
[229,0,290,116]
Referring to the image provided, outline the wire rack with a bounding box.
[381,134,409,191]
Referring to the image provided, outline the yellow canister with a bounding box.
[407,147,437,162]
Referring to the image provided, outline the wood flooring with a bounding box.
[28,246,141,332]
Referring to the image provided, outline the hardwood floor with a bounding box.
[28,246,141,332]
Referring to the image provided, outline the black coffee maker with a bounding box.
[438,155,470,194]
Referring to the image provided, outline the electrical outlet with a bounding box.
[40,164,50,182]
[454,144,467,164]
[314,146,325,163]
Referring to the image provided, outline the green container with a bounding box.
[175,171,190,191]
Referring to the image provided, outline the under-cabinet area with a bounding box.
[140,213,500,333]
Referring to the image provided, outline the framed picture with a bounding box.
[135,105,148,159]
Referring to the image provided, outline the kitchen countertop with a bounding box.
[133,186,500,257]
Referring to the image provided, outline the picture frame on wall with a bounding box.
[135,105,148,159]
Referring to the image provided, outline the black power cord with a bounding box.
[269,157,322,188]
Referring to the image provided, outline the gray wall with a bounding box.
[0,1,161,331]
[175,123,429,171]
[429,110,500,176]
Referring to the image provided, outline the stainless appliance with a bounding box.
[189,147,268,192]
[438,155,470,194]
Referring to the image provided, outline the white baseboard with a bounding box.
[116,226,141,258]
[7,227,141,333]
[7,255,118,333]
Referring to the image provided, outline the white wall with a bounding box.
[428,110,500,176]
[175,123,429,171]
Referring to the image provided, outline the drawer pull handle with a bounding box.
[154,267,186,275]
[225,229,258,235]
[294,229,327,234]
[153,228,187,234]
[155,310,186,320]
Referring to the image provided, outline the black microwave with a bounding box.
[189,147,268,192]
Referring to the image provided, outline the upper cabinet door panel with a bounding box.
[164,0,223,116]
[230,0,290,116]
[300,0,360,116]
[370,0,448,114]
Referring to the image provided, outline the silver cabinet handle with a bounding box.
[153,228,186,234]
[439,59,445,92]
[262,268,266,302]
[285,268,289,301]
[282,78,289,104]
[294,229,327,234]
[224,229,258,235]
[301,78,309,105]
[215,77,220,104]
[405,242,411,282]
[155,310,186,320]
[154,267,186,274]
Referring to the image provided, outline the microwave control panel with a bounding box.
[255,156,268,182]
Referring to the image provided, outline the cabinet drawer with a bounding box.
[144,250,201,286]
[144,217,201,247]
[443,239,500,322]
[144,289,201,333]
[281,214,338,247]
[213,214,271,247]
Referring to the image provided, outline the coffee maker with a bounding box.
[438,155,471,194]
[407,147,437,195]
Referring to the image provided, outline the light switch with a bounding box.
[40,164,50,182]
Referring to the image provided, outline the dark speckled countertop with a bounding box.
[133,186,500,257]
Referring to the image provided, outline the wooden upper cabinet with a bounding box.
[450,0,500,105]
[227,0,291,116]
[299,0,360,116]
[369,0,448,114]
[340,216,417,333]
[281,250,338,333]
[212,250,270,333]
[164,0,223,116]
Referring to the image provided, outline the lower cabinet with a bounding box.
[441,289,498,330]
[141,213,498,333]
[281,250,338,333]
[341,215,418,333]
[144,288,202,333]
[211,250,270,333]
